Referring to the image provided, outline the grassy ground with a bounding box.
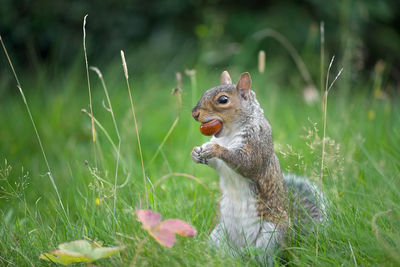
[0,52,399,266]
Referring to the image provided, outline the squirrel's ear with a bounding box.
[220,71,232,85]
[236,72,251,99]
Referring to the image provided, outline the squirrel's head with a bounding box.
[192,71,253,137]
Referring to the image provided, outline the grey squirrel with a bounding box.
[191,71,325,264]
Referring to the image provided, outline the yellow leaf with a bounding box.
[40,240,125,265]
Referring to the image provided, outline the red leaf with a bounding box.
[149,227,176,248]
[136,209,197,248]
[159,219,197,237]
[136,209,161,229]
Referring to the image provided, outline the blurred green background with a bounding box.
[0,1,400,265]
[1,0,399,93]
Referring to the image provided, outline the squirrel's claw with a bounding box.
[191,146,206,164]
[191,145,214,165]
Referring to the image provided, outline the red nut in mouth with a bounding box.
[200,119,223,136]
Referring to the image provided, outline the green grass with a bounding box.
[0,52,399,266]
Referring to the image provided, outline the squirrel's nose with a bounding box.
[192,110,200,121]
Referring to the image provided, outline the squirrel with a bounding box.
[191,71,325,264]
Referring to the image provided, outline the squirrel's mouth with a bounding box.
[200,119,223,137]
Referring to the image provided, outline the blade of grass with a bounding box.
[121,50,148,208]
[0,254,15,266]
[81,109,129,170]
[0,35,73,234]
[153,173,213,196]
[320,21,325,109]
[83,15,96,144]
[149,117,179,167]
[90,66,122,228]
[348,240,357,266]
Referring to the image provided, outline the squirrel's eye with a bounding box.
[217,95,229,104]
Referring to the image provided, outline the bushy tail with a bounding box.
[283,173,327,231]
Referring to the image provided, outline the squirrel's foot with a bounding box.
[191,143,217,165]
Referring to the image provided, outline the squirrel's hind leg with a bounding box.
[209,223,242,258]
[210,223,229,249]
[251,221,284,265]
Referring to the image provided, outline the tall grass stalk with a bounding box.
[121,50,148,208]
[320,55,343,180]
[0,35,73,233]
[83,15,96,145]
[320,22,325,108]
[90,66,122,228]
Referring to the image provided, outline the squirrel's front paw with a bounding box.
[191,146,205,164]
[191,143,217,165]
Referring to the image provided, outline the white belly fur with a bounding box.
[211,158,261,248]
[207,135,282,255]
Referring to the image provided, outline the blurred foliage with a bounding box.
[0,0,399,92]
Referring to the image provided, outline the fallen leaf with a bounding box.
[149,226,176,248]
[40,239,125,265]
[159,219,197,237]
[136,209,196,247]
[137,209,162,229]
